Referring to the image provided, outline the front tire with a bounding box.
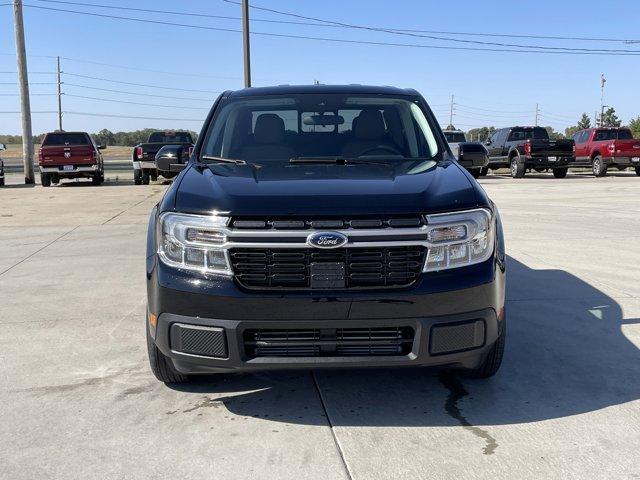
[510,157,526,178]
[465,317,506,378]
[146,323,189,384]
[553,167,568,179]
[592,156,607,177]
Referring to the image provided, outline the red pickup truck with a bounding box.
[39,131,105,187]
[571,127,640,177]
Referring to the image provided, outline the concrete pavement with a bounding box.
[0,170,639,479]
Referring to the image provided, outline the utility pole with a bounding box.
[599,74,606,127]
[56,56,63,131]
[241,0,251,88]
[12,0,35,184]
[534,103,539,126]
[449,94,454,128]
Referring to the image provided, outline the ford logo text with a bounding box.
[307,231,348,249]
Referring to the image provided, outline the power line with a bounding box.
[63,111,203,122]
[18,3,640,56]
[222,0,640,54]
[454,103,531,114]
[64,82,214,101]
[61,72,221,93]
[64,93,210,110]
[25,0,640,44]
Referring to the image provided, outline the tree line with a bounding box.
[0,128,198,146]
[455,108,640,142]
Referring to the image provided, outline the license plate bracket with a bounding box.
[63,165,74,171]
[310,262,346,289]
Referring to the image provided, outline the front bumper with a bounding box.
[147,256,505,374]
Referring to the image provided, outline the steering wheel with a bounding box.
[355,145,402,157]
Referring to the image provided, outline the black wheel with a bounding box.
[465,317,506,379]
[510,157,526,178]
[480,167,489,176]
[0,177,4,187]
[592,155,607,177]
[141,170,150,185]
[469,168,481,179]
[150,171,158,182]
[146,322,188,384]
[635,166,640,176]
[133,169,143,185]
[41,173,51,187]
[553,167,568,179]
[51,175,59,185]
[91,173,102,186]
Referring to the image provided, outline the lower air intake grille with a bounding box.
[430,320,485,355]
[230,247,425,290]
[243,327,415,358]
[170,324,228,358]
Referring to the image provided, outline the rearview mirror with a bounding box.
[302,114,344,126]
[156,145,188,173]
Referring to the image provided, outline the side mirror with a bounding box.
[458,142,489,169]
[484,139,492,146]
[0,143,6,151]
[97,144,106,150]
[156,145,188,173]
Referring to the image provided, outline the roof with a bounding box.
[227,84,418,98]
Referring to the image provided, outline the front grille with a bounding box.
[244,327,415,358]
[230,246,425,290]
[232,216,424,230]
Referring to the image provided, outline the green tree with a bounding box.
[466,126,496,142]
[544,126,565,140]
[565,113,591,137]
[628,116,640,139]
[600,107,621,127]
[445,124,456,131]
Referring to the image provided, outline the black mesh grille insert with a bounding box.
[430,320,485,355]
[170,324,228,358]
[244,327,415,358]
[230,247,425,290]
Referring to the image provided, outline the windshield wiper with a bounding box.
[200,155,246,165]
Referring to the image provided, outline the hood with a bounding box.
[172,160,482,216]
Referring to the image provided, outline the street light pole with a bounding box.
[57,56,63,131]
[12,0,35,184]
[241,0,251,88]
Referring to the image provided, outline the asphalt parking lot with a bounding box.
[1,170,639,480]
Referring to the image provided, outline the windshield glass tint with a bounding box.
[42,133,89,146]
[201,94,439,163]
[149,132,192,143]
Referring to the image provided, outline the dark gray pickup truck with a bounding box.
[132,131,194,185]
[485,126,575,178]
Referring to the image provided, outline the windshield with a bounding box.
[444,132,466,143]
[149,132,193,143]
[201,94,440,164]
[42,133,90,146]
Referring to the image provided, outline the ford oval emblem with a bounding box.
[307,231,348,249]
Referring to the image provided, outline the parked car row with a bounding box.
[445,126,640,178]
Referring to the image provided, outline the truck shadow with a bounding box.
[170,256,640,428]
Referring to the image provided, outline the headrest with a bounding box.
[354,108,386,140]
[254,113,285,144]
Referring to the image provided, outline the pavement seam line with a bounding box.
[311,371,354,480]
[102,191,158,225]
[0,225,79,278]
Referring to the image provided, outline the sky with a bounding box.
[1,0,640,136]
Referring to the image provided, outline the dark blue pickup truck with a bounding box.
[145,85,506,383]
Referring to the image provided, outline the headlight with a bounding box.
[423,208,494,272]
[158,213,231,275]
